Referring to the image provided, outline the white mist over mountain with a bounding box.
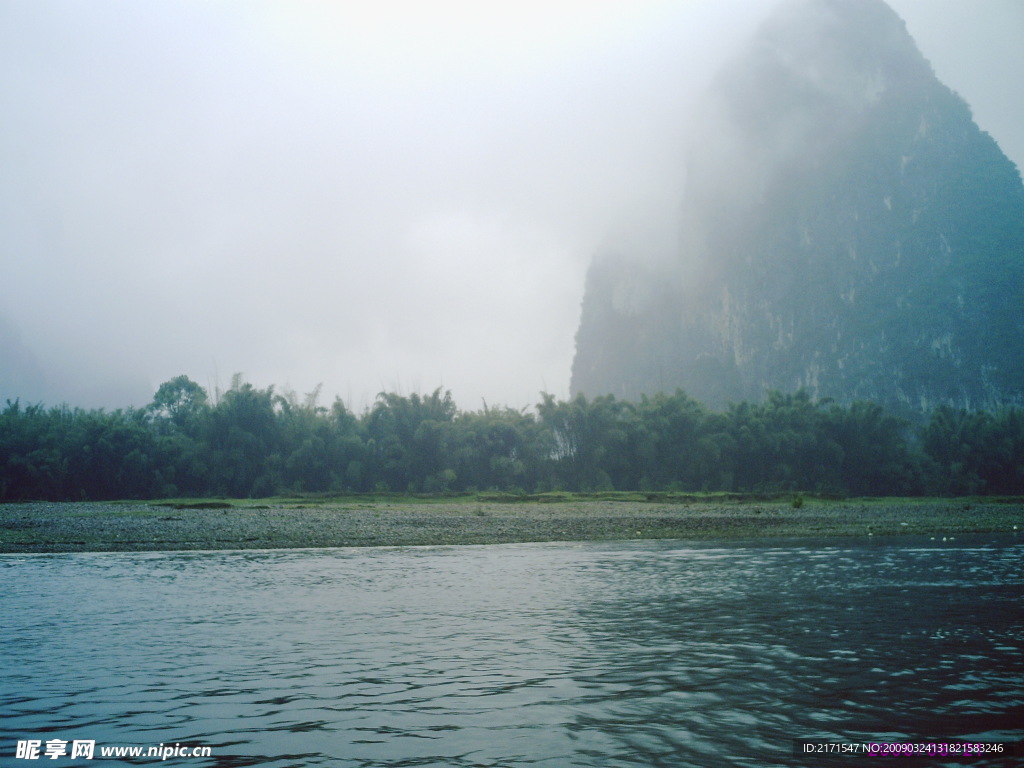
[1,0,1020,411]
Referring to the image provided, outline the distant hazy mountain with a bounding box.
[0,309,152,410]
[570,0,1024,413]
[0,312,49,406]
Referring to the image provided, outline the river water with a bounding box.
[2,535,1021,767]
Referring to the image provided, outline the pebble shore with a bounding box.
[1,498,1021,553]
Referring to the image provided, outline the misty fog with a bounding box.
[2,0,1021,412]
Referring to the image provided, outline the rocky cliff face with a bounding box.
[570,0,1024,413]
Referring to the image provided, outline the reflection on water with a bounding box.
[2,535,1021,767]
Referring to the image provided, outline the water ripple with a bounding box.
[2,536,1021,767]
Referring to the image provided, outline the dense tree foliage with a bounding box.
[1,378,1022,500]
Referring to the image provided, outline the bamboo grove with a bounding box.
[2,375,1022,500]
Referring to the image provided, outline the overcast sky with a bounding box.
[2,0,1022,413]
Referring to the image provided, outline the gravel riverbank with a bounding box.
[1,498,1022,553]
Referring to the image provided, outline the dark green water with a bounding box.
[2,535,1021,767]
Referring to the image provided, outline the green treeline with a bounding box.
[2,375,1023,501]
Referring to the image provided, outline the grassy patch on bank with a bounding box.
[143,490,929,507]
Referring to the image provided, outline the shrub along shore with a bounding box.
[1,494,1021,554]
[5,379,1024,502]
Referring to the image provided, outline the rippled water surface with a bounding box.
[3,535,1022,767]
